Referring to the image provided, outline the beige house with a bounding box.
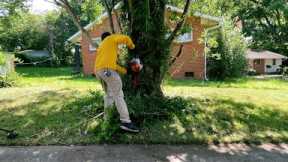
[246,49,287,74]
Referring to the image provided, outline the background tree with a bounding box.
[120,0,191,96]
[0,0,27,17]
[207,20,247,80]
[237,0,288,56]
[0,12,48,52]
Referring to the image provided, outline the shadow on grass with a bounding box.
[0,90,288,145]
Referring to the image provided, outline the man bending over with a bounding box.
[95,32,139,133]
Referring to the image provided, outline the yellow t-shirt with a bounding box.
[94,34,135,74]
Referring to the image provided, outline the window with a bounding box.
[273,59,276,65]
[165,25,193,43]
[89,37,101,52]
[185,72,194,78]
[176,25,193,43]
[254,59,261,65]
[176,31,193,43]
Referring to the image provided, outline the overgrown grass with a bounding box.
[0,67,288,145]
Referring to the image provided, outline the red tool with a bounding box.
[129,58,143,89]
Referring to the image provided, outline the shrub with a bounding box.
[207,20,247,80]
[247,68,257,76]
[0,72,19,88]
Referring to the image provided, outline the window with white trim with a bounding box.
[175,25,193,43]
[165,25,193,43]
[89,37,101,52]
[176,31,193,43]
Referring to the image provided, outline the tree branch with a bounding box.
[53,0,93,45]
[102,0,115,33]
[113,8,123,33]
[167,0,191,43]
[169,44,184,66]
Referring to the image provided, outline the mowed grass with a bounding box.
[0,67,288,145]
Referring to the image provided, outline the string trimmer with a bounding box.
[0,128,18,139]
[128,58,143,89]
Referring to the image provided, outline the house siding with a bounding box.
[248,58,282,74]
[169,17,205,80]
[81,15,205,80]
[265,59,282,73]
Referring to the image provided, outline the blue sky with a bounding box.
[29,0,57,14]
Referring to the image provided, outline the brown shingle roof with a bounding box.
[246,49,287,59]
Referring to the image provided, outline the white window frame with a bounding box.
[89,37,101,52]
[175,30,193,43]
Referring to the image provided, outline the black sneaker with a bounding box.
[120,122,140,133]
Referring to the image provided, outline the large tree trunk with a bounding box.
[122,0,191,97]
[123,0,168,97]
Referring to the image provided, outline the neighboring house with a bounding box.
[246,49,287,74]
[67,3,221,80]
[0,54,15,76]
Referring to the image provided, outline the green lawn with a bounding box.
[0,67,288,145]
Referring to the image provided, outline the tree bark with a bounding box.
[73,44,81,74]
[123,0,191,97]
[123,0,166,97]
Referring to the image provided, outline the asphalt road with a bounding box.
[0,144,288,162]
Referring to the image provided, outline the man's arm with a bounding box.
[116,64,127,74]
[114,34,135,49]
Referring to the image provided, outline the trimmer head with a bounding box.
[129,58,143,73]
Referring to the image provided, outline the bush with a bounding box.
[247,68,257,76]
[0,72,19,88]
[207,20,247,80]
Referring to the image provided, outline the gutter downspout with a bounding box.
[204,20,223,81]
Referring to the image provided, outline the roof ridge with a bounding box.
[66,3,222,44]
